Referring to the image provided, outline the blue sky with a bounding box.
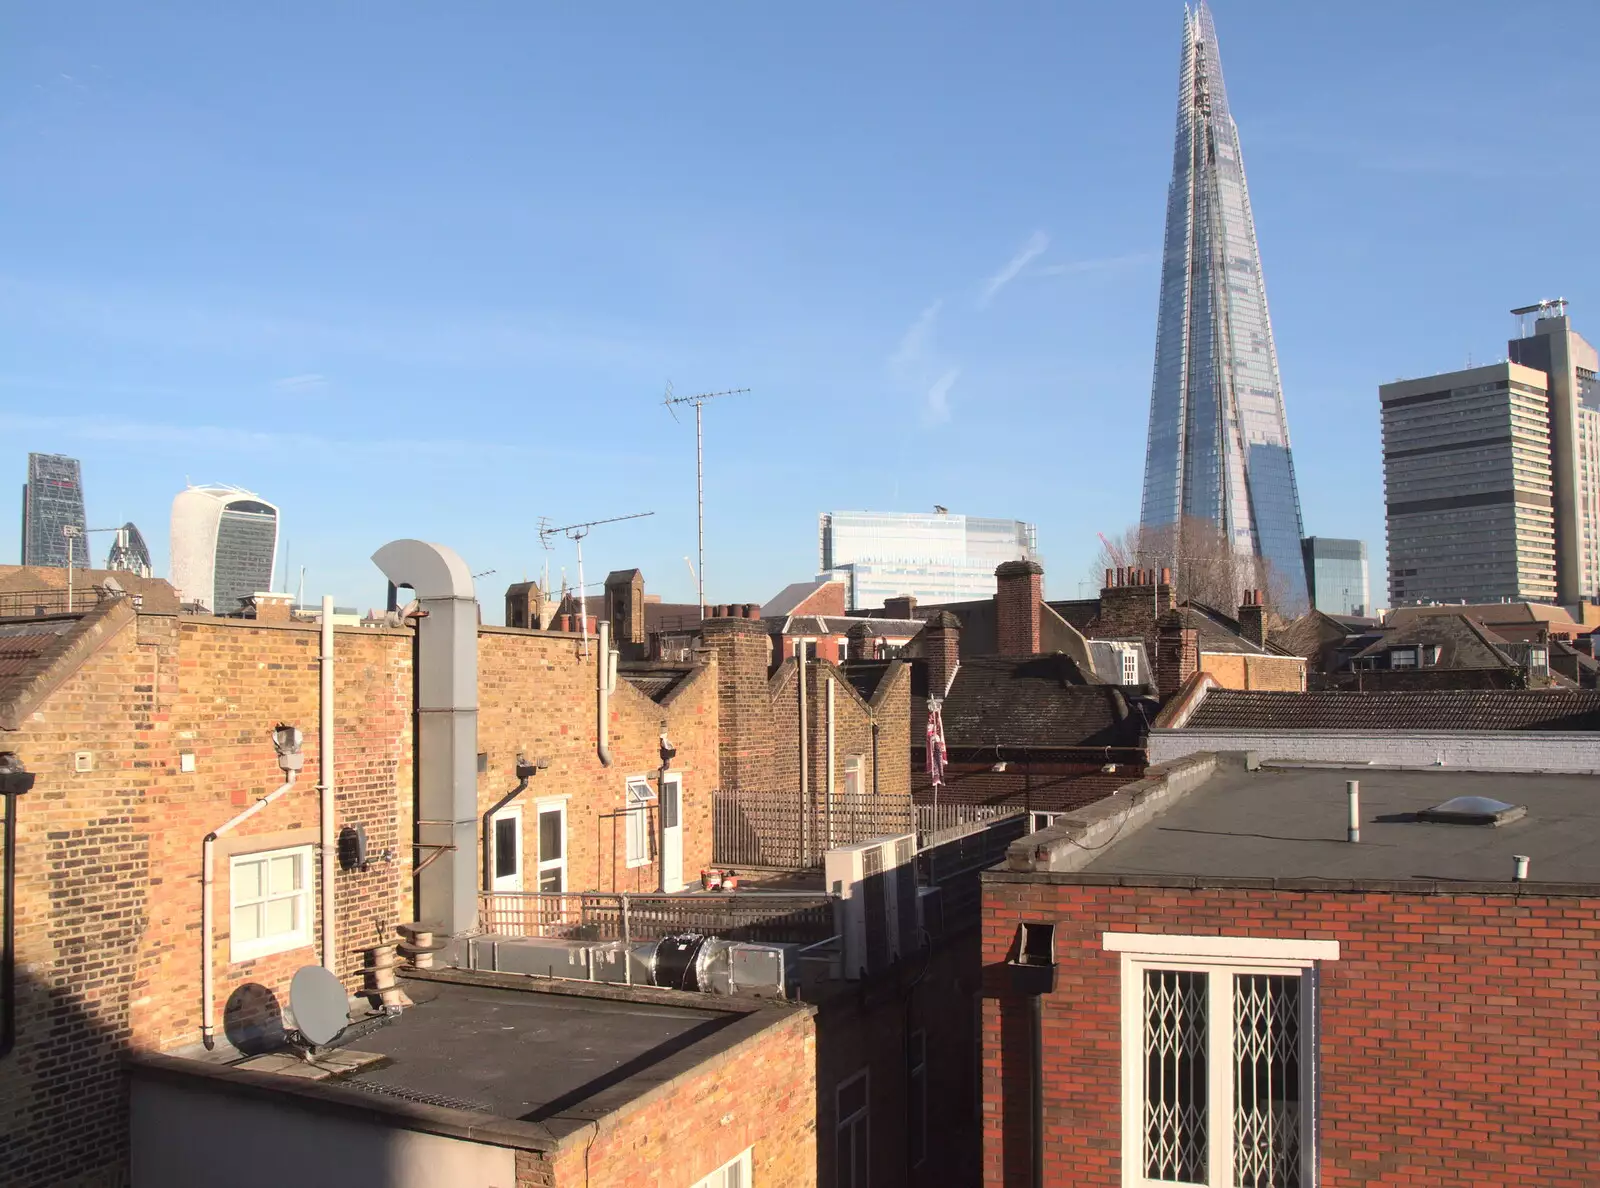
[3,2,1596,616]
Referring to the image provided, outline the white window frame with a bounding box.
[1106,933,1338,1188]
[534,799,567,893]
[1029,811,1062,834]
[836,1067,870,1188]
[843,754,864,798]
[689,1146,752,1188]
[489,803,524,892]
[624,776,655,868]
[229,844,315,962]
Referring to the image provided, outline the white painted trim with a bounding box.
[1104,932,1339,962]
[228,844,315,963]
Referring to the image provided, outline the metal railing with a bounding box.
[0,585,128,619]
[915,802,1025,847]
[478,890,835,945]
[713,787,915,870]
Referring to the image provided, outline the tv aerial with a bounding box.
[537,511,655,654]
[662,383,750,618]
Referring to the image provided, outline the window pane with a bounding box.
[268,854,299,894]
[838,1074,867,1119]
[836,1131,852,1188]
[539,810,562,861]
[538,866,563,893]
[1144,969,1208,1183]
[1233,974,1302,1188]
[232,903,261,943]
[264,895,296,938]
[853,1120,868,1183]
[233,859,263,903]
[627,807,649,864]
[494,817,518,879]
[661,780,679,829]
[724,1158,744,1188]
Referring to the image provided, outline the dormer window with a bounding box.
[1390,647,1418,669]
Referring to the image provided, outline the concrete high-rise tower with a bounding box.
[170,485,279,612]
[1139,3,1307,610]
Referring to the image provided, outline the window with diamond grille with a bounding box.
[1144,970,1209,1182]
[1132,966,1309,1187]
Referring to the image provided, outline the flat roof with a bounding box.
[134,970,810,1152]
[1079,762,1599,885]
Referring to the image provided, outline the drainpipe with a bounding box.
[202,726,303,1050]
[372,540,479,937]
[597,621,614,767]
[825,675,835,848]
[483,755,541,890]
[798,645,808,862]
[1006,922,1057,1188]
[0,753,36,1061]
[871,721,879,797]
[319,596,337,973]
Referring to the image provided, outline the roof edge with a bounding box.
[0,596,138,731]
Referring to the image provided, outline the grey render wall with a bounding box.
[131,1077,516,1188]
[1150,729,1600,772]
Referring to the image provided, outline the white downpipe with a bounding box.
[201,772,298,1049]
[825,674,835,849]
[319,596,337,973]
[798,645,808,861]
[1346,780,1360,844]
[598,621,613,766]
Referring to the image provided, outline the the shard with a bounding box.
[1139,2,1307,610]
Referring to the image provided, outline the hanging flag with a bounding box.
[926,700,948,788]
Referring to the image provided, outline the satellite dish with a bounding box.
[289,965,349,1047]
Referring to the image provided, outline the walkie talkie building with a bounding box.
[1139,3,1308,610]
[170,485,279,613]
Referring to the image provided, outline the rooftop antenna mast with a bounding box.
[538,511,655,655]
[663,383,751,619]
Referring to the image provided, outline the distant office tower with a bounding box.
[1302,537,1370,617]
[1382,302,1599,607]
[1139,2,1307,611]
[105,522,153,578]
[20,452,88,567]
[819,509,1037,610]
[170,485,279,612]
[1507,302,1600,602]
[1381,363,1557,605]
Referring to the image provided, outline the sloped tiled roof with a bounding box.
[619,667,694,703]
[0,618,79,704]
[930,655,1145,749]
[1177,603,1293,656]
[761,580,837,618]
[1351,614,1517,669]
[1181,689,1600,732]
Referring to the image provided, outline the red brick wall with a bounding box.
[514,1008,818,1187]
[980,879,1600,1187]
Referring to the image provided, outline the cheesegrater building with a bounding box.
[1139,2,1308,611]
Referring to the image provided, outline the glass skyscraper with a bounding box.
[170,485,279,612]
[21,452,87,568]
[1302,537,1370,617]
[1139,3,1308,610]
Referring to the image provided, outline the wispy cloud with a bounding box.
[273,373,328,392]
[1035,250,1158,276]
[890,300,943,380]
[923,368,959,427]
[978,230,1050,308]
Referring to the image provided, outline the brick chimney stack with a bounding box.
[1097,565,1177,662]
[1156,615,1199,699]
[250,592,293,623]
[1238,588,1267,649]
[605,570,645,647]
[884,594,917,620]
[922,611,961,697]
[995,560,1045,657]
[700,616,775,793]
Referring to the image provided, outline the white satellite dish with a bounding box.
[289,965,349,1047]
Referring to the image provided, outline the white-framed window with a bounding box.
[1106,933,1339,1188]
[689,1147,751,1188]
[1118,644,1141,685]
[230,845,314,962]
[536,801,566,893]
[843,754,864,798]
[1421,644,1442,667]
[490,804,523,892]
[836,1068,869,1188]
[908,1028,927,1168]
[1029,811,1062,834]
[625,777,655,868]
[1389,647,1417,668]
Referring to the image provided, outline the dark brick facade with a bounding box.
[995,560,1044,657]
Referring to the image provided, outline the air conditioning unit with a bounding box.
[824,832,918,979]
[729,943,802,998]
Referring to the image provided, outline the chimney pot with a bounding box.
[1105,568,1114,589]
[1161,567,1171,586]
[1116,567,1125,588]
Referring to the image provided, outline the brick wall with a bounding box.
[0,613,415,1188]
[515,1007,818,1187]
[477,626,718,894]
[980,878,1600,1187]
[1198,650,1306,691]
[1095,569,1176,660]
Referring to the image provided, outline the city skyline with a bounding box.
[1139,2,1307,610]
[2,5,1597,611]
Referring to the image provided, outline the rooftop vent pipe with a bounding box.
[1346,780,1360,843]
[372,540,479,936]
[1513,854,1530,882]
